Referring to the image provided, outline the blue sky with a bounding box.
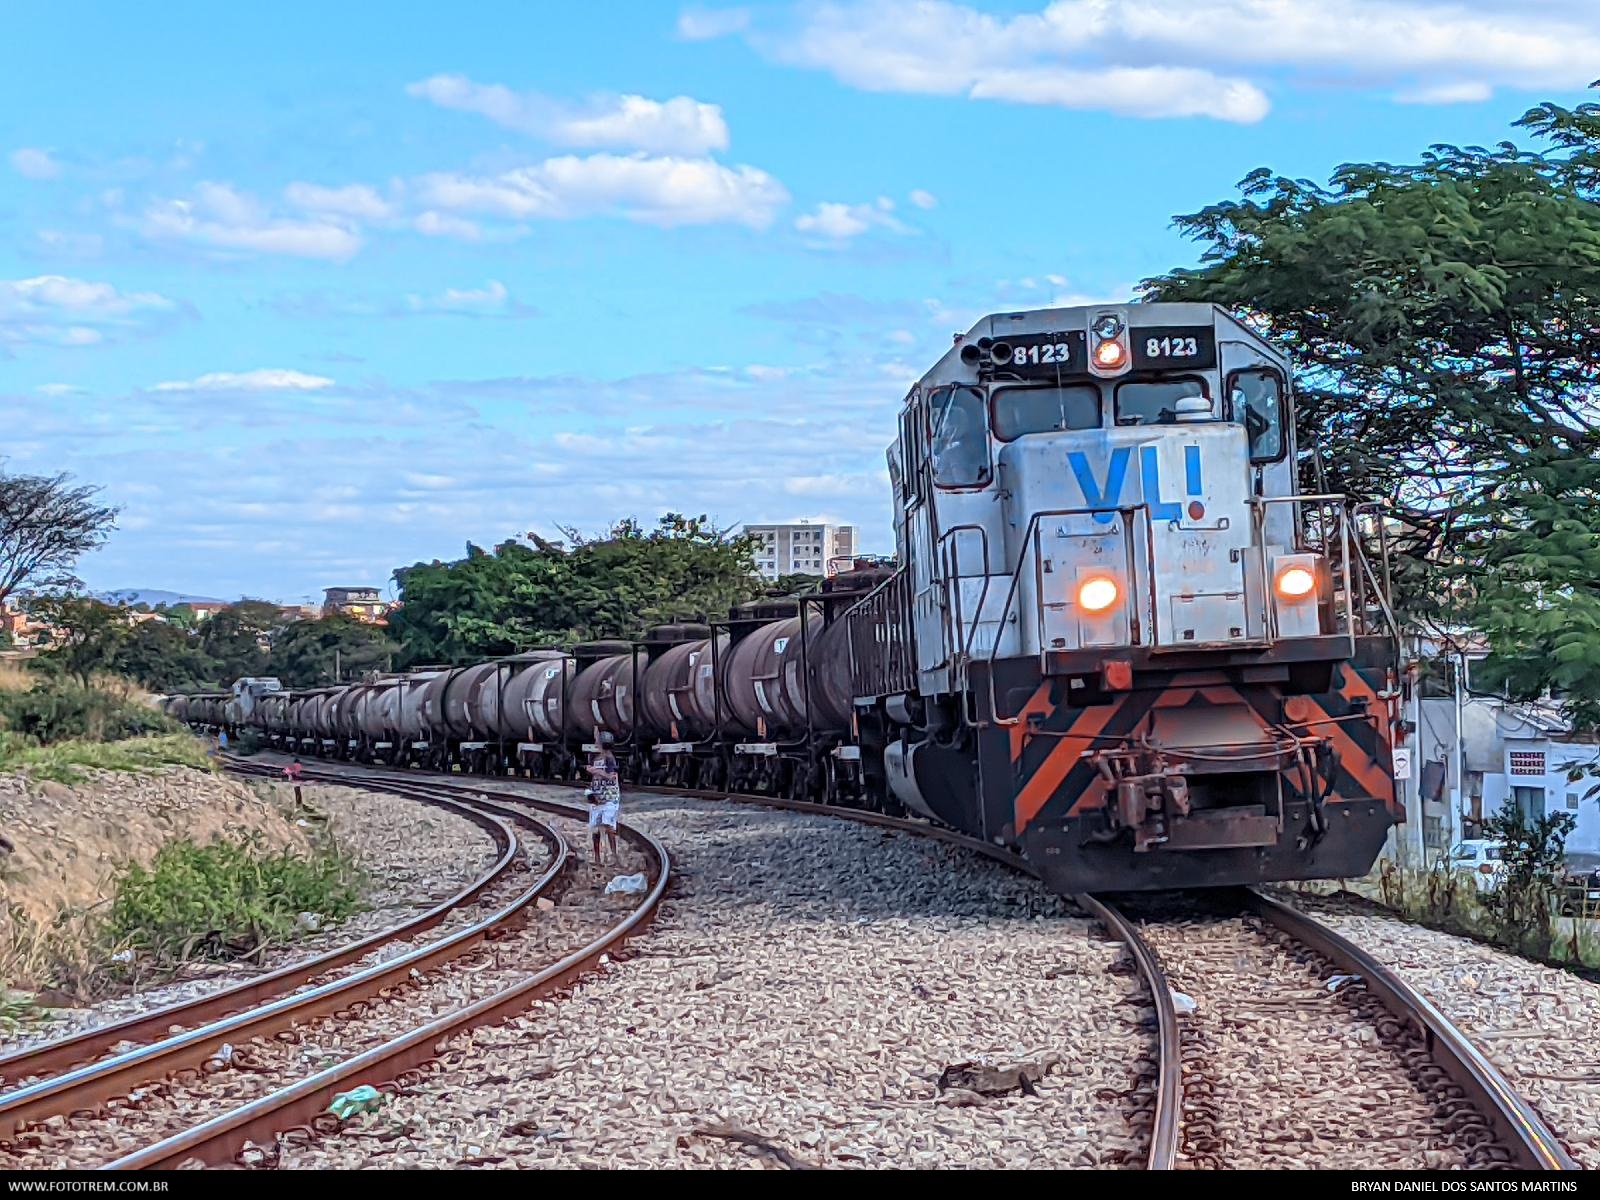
[4,0,1596,603]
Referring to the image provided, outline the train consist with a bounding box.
[174,301,1404,895]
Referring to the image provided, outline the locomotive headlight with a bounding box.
[1275,565,1317,599]
[1092,314,1123,340]
[1093,339,1126,369]
[1078,575,1120,614]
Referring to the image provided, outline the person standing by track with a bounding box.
[585,732,622,866]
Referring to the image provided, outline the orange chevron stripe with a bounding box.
[1308,701,1393,800]
[1014,700,1122,830]
[1008,682,1053,763]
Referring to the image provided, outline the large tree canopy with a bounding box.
[272,614,397,688]
[1144,92,1600,722]
[0,470,118,606]
[389,513,762,666]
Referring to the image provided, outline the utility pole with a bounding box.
[1451,648,1467,854]
[1408,635,1426,867]
[335,647,341,682]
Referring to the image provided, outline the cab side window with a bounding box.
[1228,368,1285,462]
[1115,378,1208,426]
[929,386,991,489]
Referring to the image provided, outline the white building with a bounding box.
[744,522,857,580]
[1394,640,1600,868]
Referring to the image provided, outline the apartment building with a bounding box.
[743,522,857,580]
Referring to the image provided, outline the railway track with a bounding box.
[8,749,1572,1170]
[0,766,669,1171]
[267,757,1574,1172]
[0,781,530,1091]
[1124,891,1576,1169]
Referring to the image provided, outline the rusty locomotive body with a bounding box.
[175,302,1403,895]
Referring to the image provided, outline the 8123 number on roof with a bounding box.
[1130,326,1217,369]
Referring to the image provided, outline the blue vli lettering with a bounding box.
[1068,444,1204,525]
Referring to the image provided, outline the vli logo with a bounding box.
[1067,445,1203,524]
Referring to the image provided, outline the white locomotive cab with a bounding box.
[889,301,1319,684]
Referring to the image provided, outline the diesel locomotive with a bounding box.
[173,301,1404,895]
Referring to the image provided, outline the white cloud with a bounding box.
[722,0,1600,121]
[413,211,483,240]
[401,280,537,318]
[677,6,752,39]
[908,189,937,210]
[795,196,910,242]
[407,75,730,155]
[141,182,363,261]
[10,147,61,180]
[152,369,335,393]
[0,274,178,349]
[1395,81,1494,104]
[30,230,104,259]
[415,153,788,229]
[284,181,396,220]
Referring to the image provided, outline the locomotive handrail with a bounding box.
[984,504,1146,728]
[1351,501,1402,643]
[937,523,994,677]
[845,565,917,699]
[1251,493,1357,658]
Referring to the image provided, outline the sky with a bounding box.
[3,0,1597,604]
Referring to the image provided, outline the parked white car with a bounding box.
[1448,839,1506,892]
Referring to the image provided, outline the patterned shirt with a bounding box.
[589,751,620,804]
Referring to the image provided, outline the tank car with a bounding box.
[182,301,1401,897]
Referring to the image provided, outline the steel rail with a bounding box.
[1245,889,1579,1171]
[0,777,567,1139]
[271,761,1186,1172]
[0,778,521,1089]
[103,779,669,1171]
[1074,896,1181,1170]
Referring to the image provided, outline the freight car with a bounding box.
[175,301,1404,895]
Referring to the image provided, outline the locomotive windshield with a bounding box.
[990,384,1100,442]
[1229,368,1286,462]
[929,386,991,488]
[1115,377,1208,426]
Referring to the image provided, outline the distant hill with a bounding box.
[95,589,228,608]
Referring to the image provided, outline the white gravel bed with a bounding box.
[1282,897,1600,1169]
[0,820,622,1169]
[2,784,501,1058]
[1138,913,1493,1170]
[279,792,1151,1170]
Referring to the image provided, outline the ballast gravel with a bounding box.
[1282,895,1600,1169]
[1135,911,1496,1170]
[281,792,1154,1170]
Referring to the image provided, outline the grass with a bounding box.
[2,828,367,1003]
[1356,859,1600,973]
[0,988,40,1034]
[0,733,211,783]
[105,831,365,973]
[0,661,35,694]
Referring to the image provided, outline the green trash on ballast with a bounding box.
[327,1085,384,1119]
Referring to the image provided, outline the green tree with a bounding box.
[199,600,282,683]
[774,572,825,594]
[272,615,396,687]
[30,596,127,686]
[159,603,199,631]
[1144,91,1600,717]
[114,619,216,692]
[1479,805,1578,959]
[0,470,118,607]
[389,513,761,665]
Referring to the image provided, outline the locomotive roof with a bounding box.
[918,300,1286,384]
